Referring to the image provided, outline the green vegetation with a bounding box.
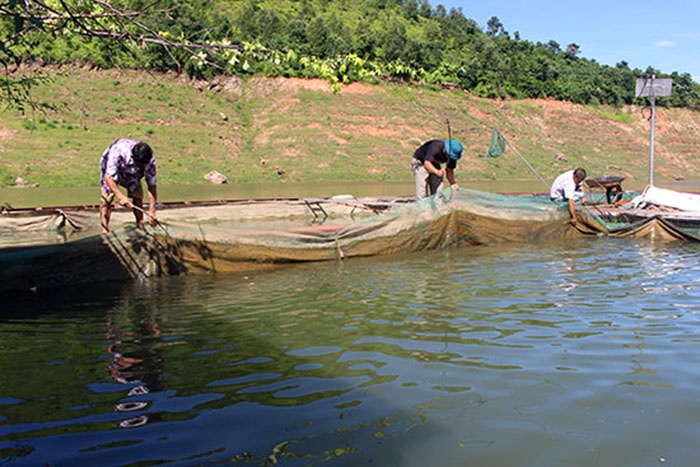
[1,1,699,195]
[2,0,700,112]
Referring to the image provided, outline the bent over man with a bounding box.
[99,139,158,234]
[411,139,463,199]
[550,167,587,225]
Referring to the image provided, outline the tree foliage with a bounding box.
[2,0,699,110]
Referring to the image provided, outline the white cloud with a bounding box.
[655,40,675,48]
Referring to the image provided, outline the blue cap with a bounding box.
[445,140,463,160]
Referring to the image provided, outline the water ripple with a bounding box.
[2,239,700,465]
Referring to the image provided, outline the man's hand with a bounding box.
[147,210,157,225]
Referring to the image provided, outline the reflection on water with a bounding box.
[106,295,164,429]
[1,238,700,465]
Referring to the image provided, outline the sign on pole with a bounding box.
[635,77,673,97]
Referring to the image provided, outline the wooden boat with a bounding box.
[576,184,700,241]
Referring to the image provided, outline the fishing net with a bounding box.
[486,127,507,158]
[0,189,577,291]
[8,184,700,293]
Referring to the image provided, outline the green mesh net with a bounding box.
[5,186,700,293]
[0,189,576,291]
[486,127,507,158]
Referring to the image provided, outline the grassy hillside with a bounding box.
[1,66,699,194]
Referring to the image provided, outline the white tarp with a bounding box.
[636,185,700,212]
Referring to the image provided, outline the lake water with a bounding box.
[0,178,667,209]
[3,178,696,213]
[0,181,441,208]
[1,236,699,466]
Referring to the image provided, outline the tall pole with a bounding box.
[649,87,656,186]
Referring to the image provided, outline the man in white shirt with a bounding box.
[550,168,587,225]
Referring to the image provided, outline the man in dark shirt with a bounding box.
[411,139,463,199]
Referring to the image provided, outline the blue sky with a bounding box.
[438,0,700,82]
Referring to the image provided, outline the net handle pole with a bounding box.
[501,132,550,190]
[130,203,173,231]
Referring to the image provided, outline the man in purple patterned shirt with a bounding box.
[99,139,158,234]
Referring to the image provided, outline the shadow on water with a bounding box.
[2,237,700,465]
